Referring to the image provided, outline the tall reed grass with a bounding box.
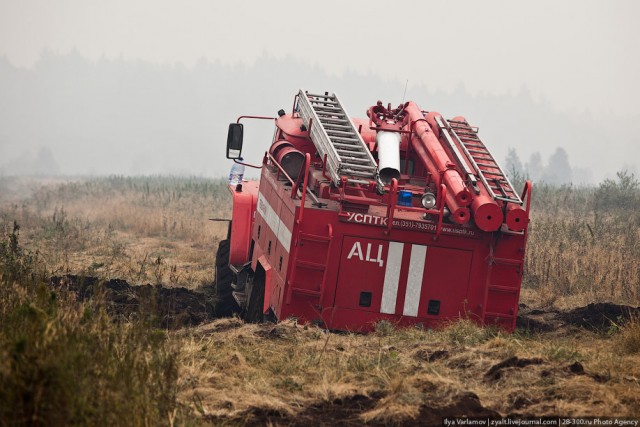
[0,222,179,426]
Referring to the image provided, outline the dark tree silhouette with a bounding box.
[543,147,572,184]
[526,152,544,182]
[504,147,525,182]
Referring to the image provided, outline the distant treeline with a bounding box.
[0,51,637,182]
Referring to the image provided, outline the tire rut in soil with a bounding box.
[49,275,215,329]
[517,302,640,333]
[49,275,640,334]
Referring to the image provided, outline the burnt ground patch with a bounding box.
[206,391,498,427]
[485,356,545,381]
[49,275,215,329]
[48,275,640,335]
[516,305,562,332]
[560,302,640,331]
[517,302,640,333]
[200,393,382,427]
[417,392,500,426]
[293,393,382,427]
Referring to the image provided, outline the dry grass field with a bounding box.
[1,175,639,426]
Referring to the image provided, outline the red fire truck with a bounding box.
[215,89,531,332]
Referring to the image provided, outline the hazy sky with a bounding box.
[0,0,638,118]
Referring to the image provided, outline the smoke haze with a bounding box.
[0,1,638,183]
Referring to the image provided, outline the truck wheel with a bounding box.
[244,267,265,323]
[214,239,240,316]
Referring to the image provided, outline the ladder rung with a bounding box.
[310,99,338,106]
[337,147,366,155]
[482,172,505,180]
[476,162,500,169]
[492,185,513,194]
[306,93,335,100]
[449,124,475,131]
[341,156,370,163]
[467,148,489,154]
[323,124,352,130]
[318,117,349,124]
[496,196,522,204]
[333,142,362,150]
[497,193,518,200]
[341,169,375,178]
[316,111,346,118]
[339,154,368,160]
[342,162,376,171]
[449,122,479,132]
[330,136,360,143]
[490,180,512,188]
[313,109,342,116]
[314,106,343,113]
[494,185,514,193]
[326,130,356,137]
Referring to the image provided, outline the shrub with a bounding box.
[0,225,178,426]
[593,170,640,212]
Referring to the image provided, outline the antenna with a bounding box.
[401,79,409,104]
[394,79,409,121]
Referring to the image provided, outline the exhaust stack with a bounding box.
[376,131,401,184]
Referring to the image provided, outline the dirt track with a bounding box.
[50,275,640,333]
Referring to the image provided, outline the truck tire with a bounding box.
[244,266,265,323]
[214,239,240,316]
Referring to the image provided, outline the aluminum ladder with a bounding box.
[297,89,379,186]
[445,118,522,205]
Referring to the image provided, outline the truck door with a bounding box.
[334,236,472,320]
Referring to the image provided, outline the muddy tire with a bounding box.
[214,239,240,316]
[244,268,265,323]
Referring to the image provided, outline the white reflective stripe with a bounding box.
[403,244,427,317]
[380,241,404,314]
[257,193,291,252]
[277,222,292,251]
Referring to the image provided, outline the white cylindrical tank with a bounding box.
[377,131,401,184]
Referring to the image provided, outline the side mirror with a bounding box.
[226,123,244,159]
